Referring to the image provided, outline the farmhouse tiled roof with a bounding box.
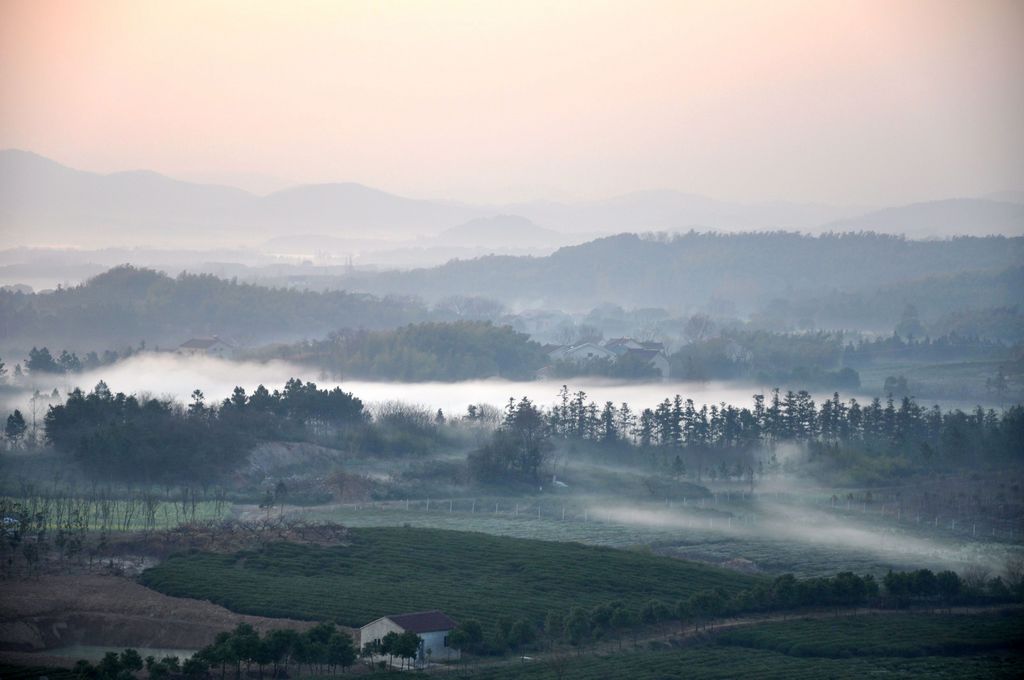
[179,337,221,349]
[387,610,457,633]
[179,336,235,350]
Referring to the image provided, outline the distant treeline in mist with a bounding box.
[328,232,1024,314]
[9,344,138,374]
[261,321,1015,389]
[670,326,1018,390]
[3,239,1022,362]
[32,377,1021,487]
[43,379,367,483]
[0,265,434,350]
[261,321,547,381]
[470,389,1023,486]
[777,268,1024,336]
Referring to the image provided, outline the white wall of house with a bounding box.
[563,343,615,362]
[650,353,670,378]
[359,618,460,666]
[210,342,233,358]
[419,630,460,663]
[360,618,403,649]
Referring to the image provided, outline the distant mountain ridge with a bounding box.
[435,215,568,248]
[502,189,860,234]
[0,149,483,246]
[821,199,1024,238]
[333,232,1024,311]
[2,149,1021,248]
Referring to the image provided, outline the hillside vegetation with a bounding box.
[338,232,1024,312]
[140,527,755,626]
[263,321,546,381]
[0,265,431,350]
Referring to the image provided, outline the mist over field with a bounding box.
[0,353,871,417]
[2,1,1023,678]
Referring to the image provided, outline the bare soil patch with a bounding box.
[0,573,327,667]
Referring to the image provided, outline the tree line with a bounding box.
[24,379,1024,487]
[0,265,432,351]
[264,321,547,381]
[70,623,358,680]
[5,345,140,375]
[470,387,1023,484]
[42,379,366,484]
[412,566,1023,659]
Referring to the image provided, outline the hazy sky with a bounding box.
[1,0,1022,204]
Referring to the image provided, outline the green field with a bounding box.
[139,527,756,626]
[453,612,1024,679]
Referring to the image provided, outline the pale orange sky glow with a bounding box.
[1,0,1022,204]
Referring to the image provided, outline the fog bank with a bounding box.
[3,353,871,417]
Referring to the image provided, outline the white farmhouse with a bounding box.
[176,336,236,359]
[558,342,616,363]
[359,610,460,667]
[623,347,671,379]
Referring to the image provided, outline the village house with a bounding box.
[509,309,572,338]
[359,610,460,667]
[605,338,670,378]
[548,342,616,363]
[541,337,670,378]
[623,347,670,378]
[176,336,236,359]
[603,337,645,354]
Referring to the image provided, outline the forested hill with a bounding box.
[0,265,434,351]
[337,232,1024,310]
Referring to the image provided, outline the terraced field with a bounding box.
[139,527,755,626]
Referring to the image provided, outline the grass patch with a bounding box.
[140,526,755,626]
